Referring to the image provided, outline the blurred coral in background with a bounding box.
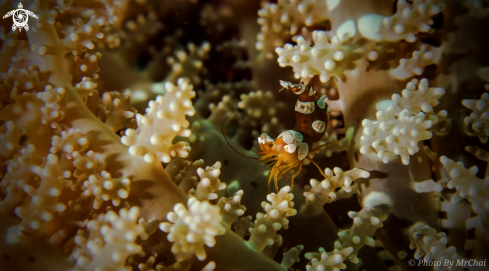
[0,0,488,270]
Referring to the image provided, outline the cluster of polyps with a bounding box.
[360,79,446,165]
[36,85,66,129]
[71,207,144,271]
[439,156,489,215]
[8,154,67,242]
[248,186,297,252]
[159,197,226,261]
[305,243,353,271]
[358,0,441,42]
[360,106,434,165]
[462,91,489,143]
[391,79,446,117]
[409,222,459,264]
[194,161,226,201]
[121,78,195,163]
[50,129,90,159]
[82,170,130,209]
[256,0,331,57]
[276,31,353,82]
[303,167,370,216]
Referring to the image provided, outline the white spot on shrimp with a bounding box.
[312,120,326,133]
[297,143,309,160]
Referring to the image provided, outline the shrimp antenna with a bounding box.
[221,113,259,160]
[310,140,340,152]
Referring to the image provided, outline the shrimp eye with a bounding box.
[285,144,296,153]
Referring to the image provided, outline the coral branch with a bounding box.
[219,190,246,227]
[390,45,436,80]
[303,167,370,216]
[7,154,67,243]
[121,79,195,163]
[248,186,297,252]
[71,207,144,270]
[439,156,489,215]
[358,0,442,43]
[195,161,226,201]
[360,79,446,165]
[256,0,331,57]
[462,91,489,143]
[159,197,226,261]
[409,222,461,270]
[276,31,358,82]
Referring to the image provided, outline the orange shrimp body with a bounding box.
[258,80,332,191]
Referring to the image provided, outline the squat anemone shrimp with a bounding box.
[257,80,337,192]
[222,80,338,192]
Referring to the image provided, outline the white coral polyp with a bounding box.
[392,79,446,117]
[82,170,131,209]
[305,243,353,271]
[238,90,278,124]
[276,31,354,83]
[248,186,297,252]
[304,167,370,215]
[7,153,68,242]
[219,190,246,227]
[36,85,66,128]
[121,78,195,163]
[256,0,330,56]
[76,77,98,99]
[439,156,489,214]
[358,0,441,43]
[390,45,435,80]
[195,161,226,201]
[50,129,90,159]
[71,207,144,271]
[462,92,489,143]
[360,79,446,165]
[360,106,433,165]
[159,197,225,261]
[409,222,459,263]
